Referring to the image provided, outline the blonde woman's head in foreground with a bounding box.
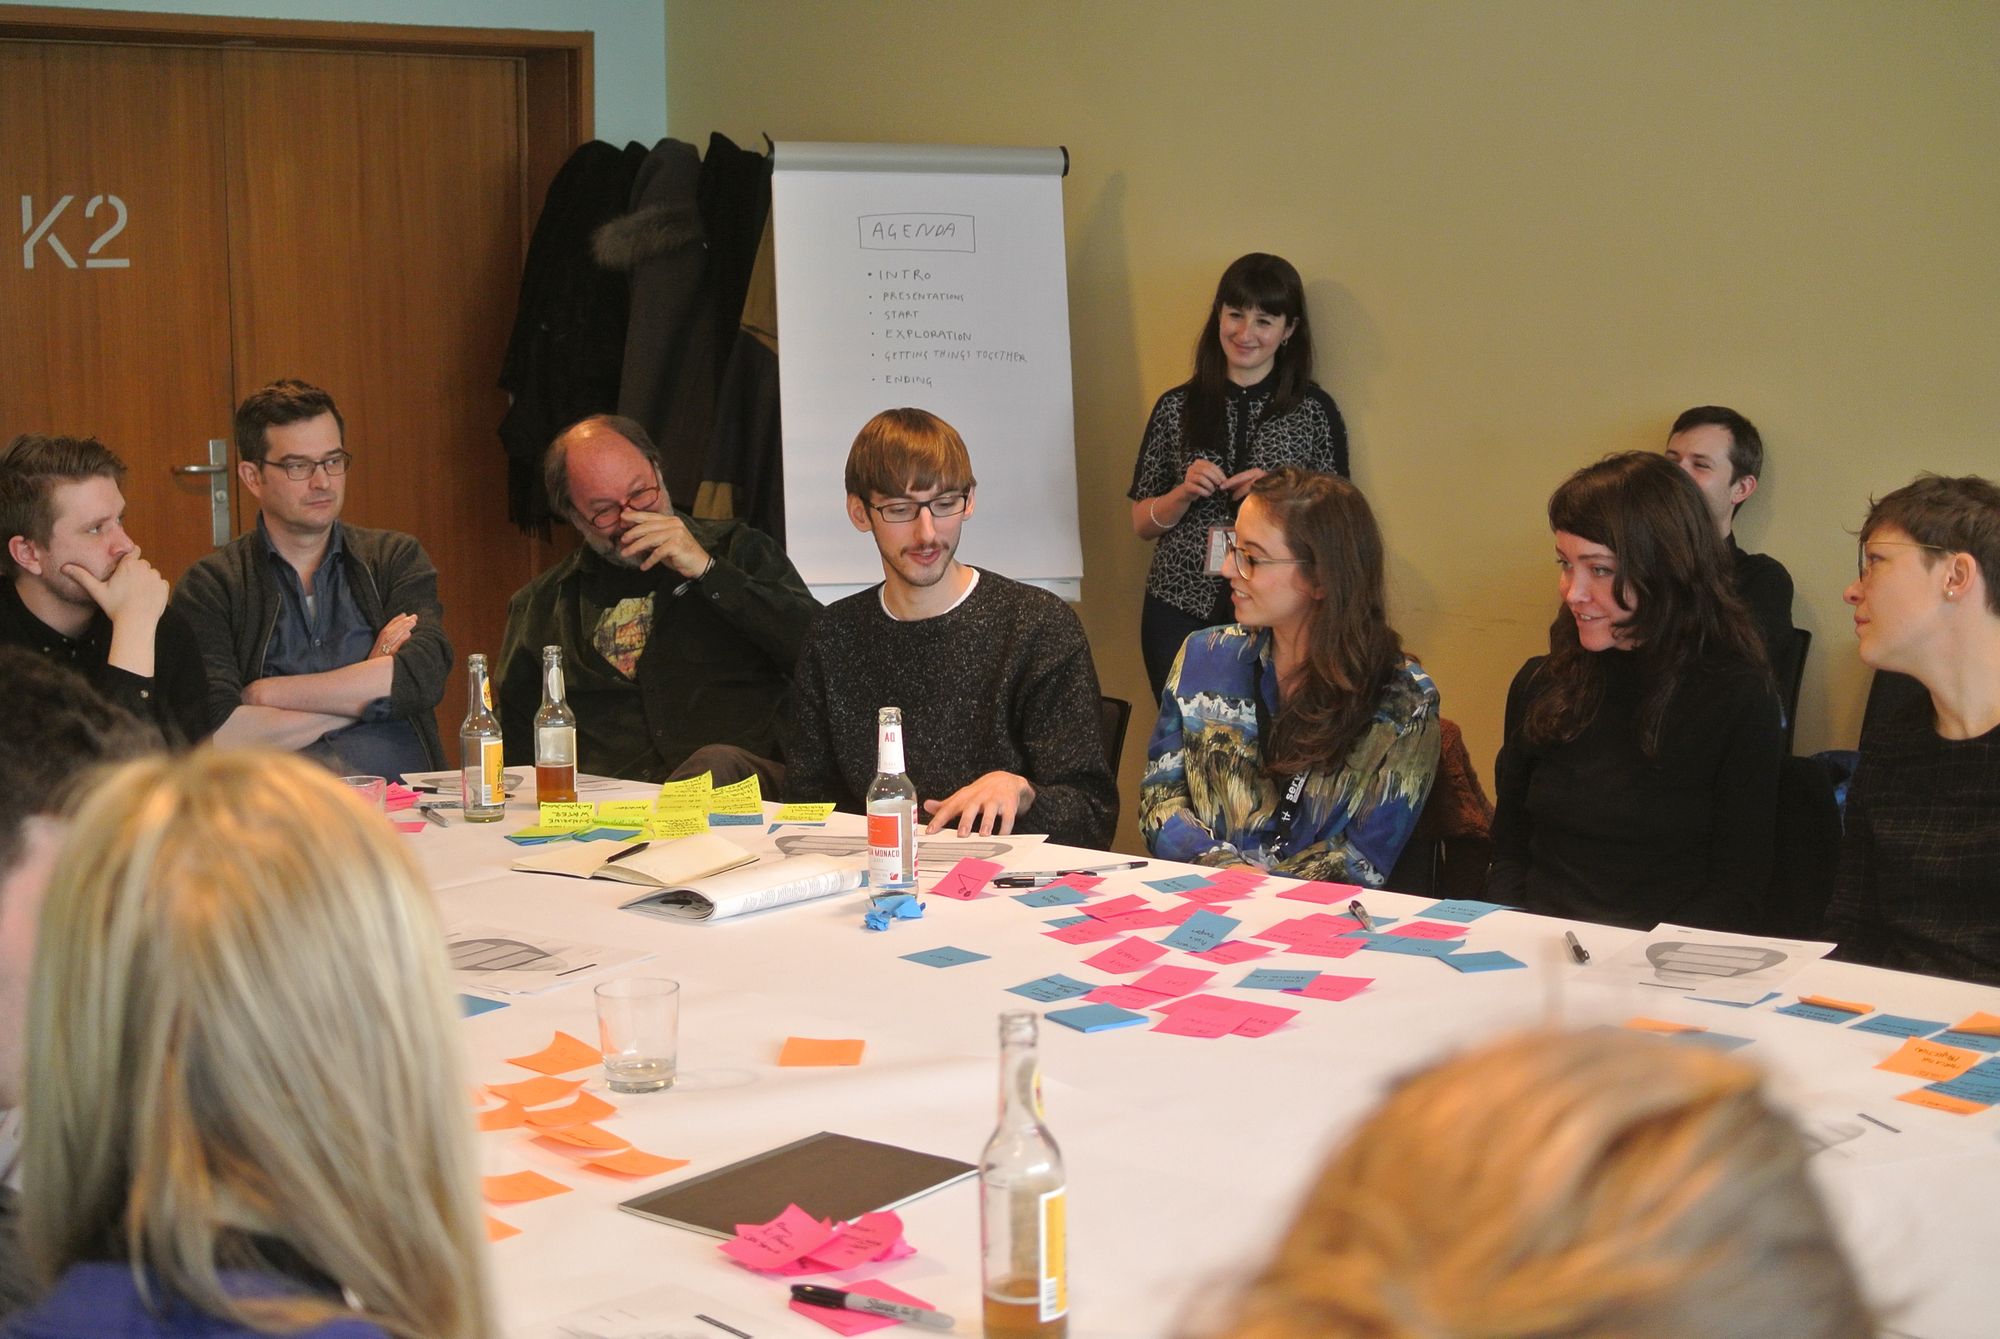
[23,750,492,1339]
[1222,1029,1870,1339]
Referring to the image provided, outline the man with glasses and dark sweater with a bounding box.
[172,379,452,776]
[498,414,817,786]
[784,408,1117,848]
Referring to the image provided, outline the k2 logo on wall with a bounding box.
[20,194,130,269]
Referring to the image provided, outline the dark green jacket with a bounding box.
[498,513,818,781]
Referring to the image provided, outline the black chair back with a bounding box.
[1778,626,1810,755]
[1762,753,1842,938]
[1097,695,1133,777]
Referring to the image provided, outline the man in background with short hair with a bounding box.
[0,650,158,1316]
[1663,404,1796,672]
[0,434,208,746]
[171,378,452,776]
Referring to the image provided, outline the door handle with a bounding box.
[176,439,232,546]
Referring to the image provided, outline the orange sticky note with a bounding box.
[1624,1017,1705,1034]
[477,1100,528,1132]
[485,1215,521,1242]
[523,1091,618,1129]
[1951,1011,2000,1038]
[1876,1037,1981,1081]
[1896,1088,1990,1116]
[486,1075,585,1107]
[536,1121,631,1152]
[481,1170,571,1203]
[583,1147,691,1178]
[779,1036,866,1066]
[1799,994,1874,1015]
[506,1031,603,1076]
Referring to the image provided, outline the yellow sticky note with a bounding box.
[583,1147,690,1178]
[657,771,713,810]
[779,1036,866,1067]
[523,1091,618,1129]
[646,809,709,839]
[477,1100,528,1133]
[485,1215,521,1242]
[506,1030,603,1076]
[485,1075,584,1107]
[506,824,574,840]
[1623,1017,1705,1034]
[534,1121,631,1152]
[1799,994,1875,1015]
[481,1170,571,1203]
[594,799,656,826]
[774,801,837,823]
[1951,1011,2000,1038]
[1875,1037,1980,1082]
[708,774,763,815]
[537,801,597,831]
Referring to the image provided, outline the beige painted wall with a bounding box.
[665,0,1999,857]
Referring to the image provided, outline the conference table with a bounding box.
[410,787,1999,1339]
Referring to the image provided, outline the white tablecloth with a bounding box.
[422,795,2000,1339]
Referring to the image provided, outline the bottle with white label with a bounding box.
[865,706,917,892]
[981,1010,1067,1337]
[458,653,506,822]
[533,644,577,803]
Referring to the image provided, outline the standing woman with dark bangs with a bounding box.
[1129,254,1348,701]
[1140,468,1438,885]
[1489,452,1782,932]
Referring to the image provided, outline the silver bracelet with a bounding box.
[1148,499,1171,531]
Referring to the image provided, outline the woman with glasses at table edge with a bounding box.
[1488,451,1781,933]
[1128,253,1350,703]
[1139,466,1440,885]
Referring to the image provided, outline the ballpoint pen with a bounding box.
[990,860,1148,888]
[1348,899,1375,932]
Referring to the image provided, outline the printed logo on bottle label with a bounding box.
[1039,1188,1067,1320]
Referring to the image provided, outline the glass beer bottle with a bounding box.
[981,1010,1067,1337]
[866,706,917,892]
[533,644,577,803]
[459,653,506,822]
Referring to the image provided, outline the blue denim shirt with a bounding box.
[259,519,425,778]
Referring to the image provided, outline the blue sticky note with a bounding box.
[1239,968,1320,991]
[1925,1060,2000,1105]
[1161,909,1240,953]
[1014,886,1089,908]
[1046,1003,1149,1033]
[1146,874,1216,896]
[1850,1014,1949,1039]
[708,811,763,826]
[1439,950,1527,973]
[1418,899,1510,923]
[1356,933,1461,958]
[1043,914,1090,929]
[1673,1030,1754,1052]
[503,831,572,846]
[1006,974,1096,1003]
[1693,991,1781,1009]
[575,826,642,841]
[457,993,509,1018]
[1932,1030,2000,1053]
[900,945,990,969]
[1776,1001,1870,1025]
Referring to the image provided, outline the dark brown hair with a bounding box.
[0,435,127,578]
[1250,468,1404,776]
[233,378,345,464]
[1860,473,2000,616]
[1184,254,1315,465]
[1524,452,1766,754]
[844,407,977,500]
[0,650,158,875]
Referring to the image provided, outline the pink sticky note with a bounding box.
[1045,918,1127,945]
[1190,940,1276,964]
[1154,902,1204,925]
[1289,936,1368,959]
[1204,867,1268,888]
[1386,921,1468,940]
[929,857,1004,900]
[1039,875,1104,898]
[802,1211,905,1271]
[792,1278,939,1335]
[1233,1002,1301,1037]
[1152,996,1243,1038]
[720,1203,837,1271]
[1176,885,1256,904]
[1287,973,1373,1001]
[384,782,421,811]
[1093,908,1179,933]
[1274,879,1363,904]
[1129,965,1216,998]
[392,819,427,834]
[1082,937,1169,974]
[1084,893,1152,920]
[1084,983,1175,1009]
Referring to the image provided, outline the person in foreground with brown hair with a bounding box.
[1,751,492,1339]
[1216,1028,1871,1339]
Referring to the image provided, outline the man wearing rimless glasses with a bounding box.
[783,408,1116,848]
[498,414,817,784]
[174,379,452,776]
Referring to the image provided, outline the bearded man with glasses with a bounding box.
[783,408,1117,847]
[497,414,817,786]
[173,379,451,775]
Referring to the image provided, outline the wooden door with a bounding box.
[0,41,237,582]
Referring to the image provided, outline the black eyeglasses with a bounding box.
[1225,537,1309,576]
[261,451,352,481]
[866,492,970,524]
[586,485,663,531]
